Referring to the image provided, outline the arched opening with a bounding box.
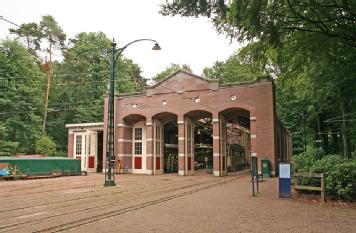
[152,112,178,173]
[220,108,251,172]
[184,110,213,173]
[123,114,146,125]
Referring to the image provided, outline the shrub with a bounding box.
[292,148,356,201]
[35,134,56,156]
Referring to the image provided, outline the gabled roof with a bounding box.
[147,70,218,89]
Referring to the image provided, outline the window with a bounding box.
[135,142,142,155]
[156,126,160,139]
[75,135,82,155]
[134,127,143,155]
[156,141,160,154]
[135,128,142,140]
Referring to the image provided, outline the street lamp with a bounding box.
[104,38,161,187]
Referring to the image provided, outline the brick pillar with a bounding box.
[212,115,221,176]
[255,80,276,176]
[250,115,257,171]
[178,116,185,176]
[67,131,74,158]
[146,120,154,174]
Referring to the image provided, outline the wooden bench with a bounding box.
[293,172,325,203]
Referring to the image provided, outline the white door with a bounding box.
[153,120,163,174]
[132,121,146,174]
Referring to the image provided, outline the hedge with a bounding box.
[292,148,356,201]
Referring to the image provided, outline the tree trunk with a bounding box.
[42,43,52,133]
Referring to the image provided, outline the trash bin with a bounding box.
[261,158,270,178]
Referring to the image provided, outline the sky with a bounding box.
[0,0,241,79]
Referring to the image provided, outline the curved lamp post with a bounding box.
[105,38,161,187]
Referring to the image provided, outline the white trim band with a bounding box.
[178,137,185,141]
[213,136,220,140]
[250,116,256,121]
[117,123,132,128]
[177,121,184,124]
[213,153,220,157]
[250,134,256,139]
[118,139,132,142]
[146,122,153,126]
[146,138,153,141]
[251,152,257,157]
[212,118,219,123]
[178,153,185,157]
[117,154,132,157]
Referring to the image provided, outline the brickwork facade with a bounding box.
[99,71,292,176]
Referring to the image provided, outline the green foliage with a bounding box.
[292,149,356,201]
[153,63,192,83]
[35,134,56,156]
[9,22,42,56]
[0,123,18,156]
[0,39,44,154]
[46,32,146,150]
[202,52,263,83]
[40,15,66,48]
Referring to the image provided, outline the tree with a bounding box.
[153,63,192,83]
[0,39,44,154]
[202,52,263,82]
[160,1,356,48]
[39,15,66,133]
[46,32,145,150]
[9,22,43,57]
[35,134,56,156]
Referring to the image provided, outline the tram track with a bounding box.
[34,175,241,233]
[0,178,184,216]
[0,177,217,231]
[0,173,246,233]
[0,178,216,231]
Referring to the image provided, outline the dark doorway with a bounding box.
[228,144,246,172]
[164,121,178,173]
[194,118,213,173]
[97,131,103,172]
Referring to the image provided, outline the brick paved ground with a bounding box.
[0,172,355,233]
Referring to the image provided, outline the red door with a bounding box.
[134,157,142,169]
[88,156,95,168]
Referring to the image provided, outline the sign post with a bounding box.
[279,163,291,198]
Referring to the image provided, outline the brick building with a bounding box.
[66,71,292,176]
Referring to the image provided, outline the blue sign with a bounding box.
[279,163,291,198]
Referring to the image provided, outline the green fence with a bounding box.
[0,157,81,176]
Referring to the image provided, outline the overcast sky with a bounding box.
[0,0,241,79]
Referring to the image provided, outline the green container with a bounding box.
[261,158,270,178]
[0,156,81,176]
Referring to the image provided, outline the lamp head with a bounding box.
[152,42,161,51]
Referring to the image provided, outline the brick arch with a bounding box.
[219,107,251,125]
[183,109,213,120]
[151,112,178,123]
[123,114,146,125]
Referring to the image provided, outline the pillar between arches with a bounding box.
[177,116,185,176]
